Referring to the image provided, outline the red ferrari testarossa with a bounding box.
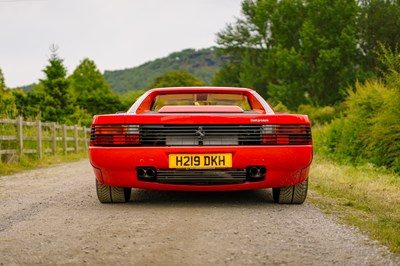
[89,87,312,204]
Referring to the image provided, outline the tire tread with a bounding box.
[95,179,131,203]
[272,178,308,204]
[96,179,112,203]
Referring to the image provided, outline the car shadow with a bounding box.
[127,189,275,206]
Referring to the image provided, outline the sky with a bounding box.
[0,0,243,88]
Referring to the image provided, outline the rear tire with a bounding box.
[272,178,308,204]
[95,179,131,203]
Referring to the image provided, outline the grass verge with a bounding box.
[0,152,88,176]
[308,155,400,253]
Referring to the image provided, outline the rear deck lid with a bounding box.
[157,105,244,113]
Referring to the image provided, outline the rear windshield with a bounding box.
[151,93,252,111]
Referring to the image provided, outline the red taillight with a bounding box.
[90,125,140,146]
[262,125,311,145]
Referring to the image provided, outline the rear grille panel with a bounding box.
[90,124,312,146]
[156,169,247,185]
[140,125,262,146]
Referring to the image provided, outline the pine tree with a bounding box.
[39,45,74,123]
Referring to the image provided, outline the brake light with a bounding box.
[261,125,312,145]
[90,125,140,146]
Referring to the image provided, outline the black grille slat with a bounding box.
[140,124,261,146]
[156,169,247,184]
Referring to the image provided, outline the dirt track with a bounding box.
[0,160,399,265]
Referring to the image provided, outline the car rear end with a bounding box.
[89,87,313,203]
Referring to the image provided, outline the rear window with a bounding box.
[151,93,252,111]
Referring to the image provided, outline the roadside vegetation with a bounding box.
[0,152,88,176]
[307,46,400,253]
[309,155,400,253]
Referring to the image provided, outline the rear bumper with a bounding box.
[89,146,312,191]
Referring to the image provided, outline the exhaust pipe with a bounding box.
[137,167,156,180]
[145,168,155,178]
[137,168,145,178]
[249,167,259,178]
[259,166,266,176]
[247,166,267,180]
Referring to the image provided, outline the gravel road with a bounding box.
[0,160,399,265]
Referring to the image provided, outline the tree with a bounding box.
[70,58,122,119]
[149,71,205,88]
[299,0,359,105]
[215,0,361,109]
[0,68,17,117]
[39,46,75,123]
[0,68,5,92]
[358,0,400,73]
[211,61,241,87]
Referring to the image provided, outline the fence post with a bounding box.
[74,125,78,154]
[62,125,67,155]
[37,120,42,160]
[84,127,88,151]
[17,116,23,155]
[51,123,56,156]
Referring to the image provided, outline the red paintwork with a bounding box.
[89,87,313,191]
[158,105,245,113]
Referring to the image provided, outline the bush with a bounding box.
[297,104,340,125]
[315,80,400,172]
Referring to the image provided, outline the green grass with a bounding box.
[0,152,88,176]
[308,155,400,253]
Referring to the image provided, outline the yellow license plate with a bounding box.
[169,153,232,169]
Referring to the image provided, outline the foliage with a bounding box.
[149,71,205,89]
[358,0,400,72]
[211,59,241,88]
[215,0,400,109]
[13,84,45,119]
[271,102,290,113]
[120,90,146,111]
[0,68,5,91]
[104,48,223,94]
[297,104,340,126]
[9,47,202,125]
[0,68,18,118]
[6,48,125,126]
[215,0,360,109]
[315,45,400,172]
[69,58,123,125]
[39,47,75,123]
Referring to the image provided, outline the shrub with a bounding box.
[297,104,339,125]
[315,80,400,172]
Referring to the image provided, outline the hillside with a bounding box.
[103,47,225,94]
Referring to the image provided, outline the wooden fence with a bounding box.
[0,117,90,162]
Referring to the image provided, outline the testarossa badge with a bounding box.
[250,119,269,123]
